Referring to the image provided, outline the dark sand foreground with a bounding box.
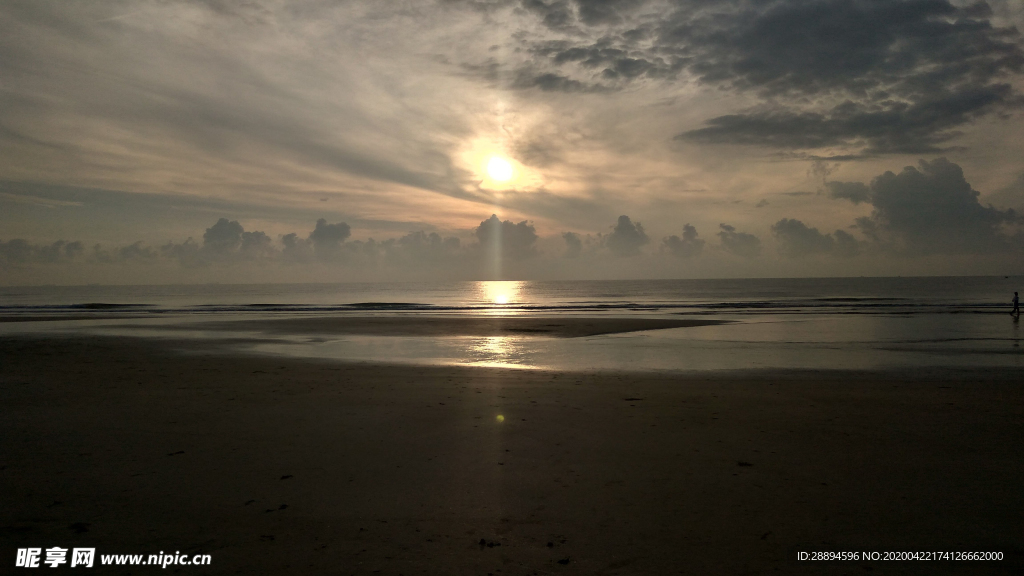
[2,334,1022,575]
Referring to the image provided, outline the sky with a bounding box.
[2,0,1024,284]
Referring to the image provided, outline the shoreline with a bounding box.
[110,315,731,339]
[43,331,1024,381]
[2,334,1022,574]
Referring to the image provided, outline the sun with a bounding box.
[487,156,514,182]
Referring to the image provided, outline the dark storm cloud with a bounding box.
[381,231,462,267]
[526,39,680,84]
[189,215,511,272]
[603,215,649,256]
[309,218,352,259]
[520,0,575,29]
[91,240,161,264]
[520,0,648,28]
[535,43,628,68]
[280,233,313,264]
[116,241,159,261]
[826,181,871,204]
[670,0,1024,153]
[159,218,279,266]
[43,240,85,261]
[512,47,681,93]
[659,0,1020,97]
[159,217,372,266]
[771,218,861,257]
[830,157,1022,253]
[475,214,540,260]
[661,223,704,258]
[562,231,583,258]
[203,218,244,253]
[678,85,1019,154]
[240,230,274,258]
[0,239,83,266]
[716,223,761,258]
[575,0,647,25]
[831,230,861,257]
[771,219,833,256]
[512,71,594,92]
[509,0,1024,154]
[160,238,203,267]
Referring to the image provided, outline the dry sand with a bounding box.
[1,333,1022,575]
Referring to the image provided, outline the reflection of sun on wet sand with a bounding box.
[156,315,731,338]
[2,334,1023,574]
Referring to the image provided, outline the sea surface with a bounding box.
[1,277,1022,372]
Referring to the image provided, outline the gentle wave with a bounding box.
[0,300,1013,316]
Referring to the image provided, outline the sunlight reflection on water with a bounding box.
[476,281,525,315]
[2,311,1021,372]
[244,334,548,370]
[465,335,534,369]
[239,314,1024,371]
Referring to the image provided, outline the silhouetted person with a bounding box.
[1013,292,1020,316]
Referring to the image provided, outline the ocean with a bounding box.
[2,276,1021,372]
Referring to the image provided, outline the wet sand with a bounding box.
[136,315,730,338]
[1,334,1022,574]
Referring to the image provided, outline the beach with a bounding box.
[2,329,1022,574]
[6,0,1024,569]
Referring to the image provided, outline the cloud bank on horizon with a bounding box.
[1,0,1024,283]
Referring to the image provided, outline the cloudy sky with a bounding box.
[2,0,1024,283]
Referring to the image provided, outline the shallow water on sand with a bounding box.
[241,313,1024,372]
[5,311,1019,372]
[2,277,1022,372]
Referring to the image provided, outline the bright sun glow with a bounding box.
[458,138,543,192]
[478,280,524,312]
[487,156,514,182]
